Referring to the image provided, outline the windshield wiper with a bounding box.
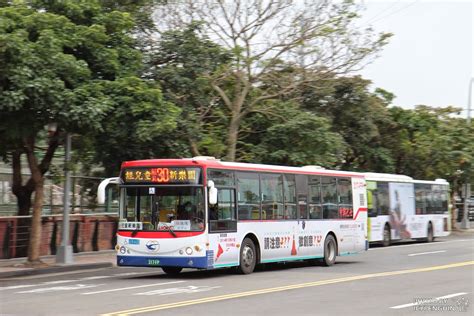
[162,213,177,237]
[164,225,177,238]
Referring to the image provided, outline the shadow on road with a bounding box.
[369,239,443,249]
[125,258,360,280]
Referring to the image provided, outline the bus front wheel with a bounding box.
[162,266,183,275]
[322,235,337,266]
[237,238,257,274]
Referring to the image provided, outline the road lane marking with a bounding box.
[0,275,112,291]
[17,283,104,294]
[114,272,141,276]
[136,286,221,296]
[81,281,186,295]
[0,268,110,281]
[408,250,446,257]
[81,276,113,280]
[368,239,471,250]
[0,284,38,290]
[43,279,78,284]
[101,261,474,316]
[390,292,468,309]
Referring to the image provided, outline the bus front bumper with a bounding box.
[117,253,213,269]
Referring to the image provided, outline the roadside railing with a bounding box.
[0,214,118,259]
[0,173,119,217]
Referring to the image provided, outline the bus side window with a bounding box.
[296,174,309,219]
[308,176,322,219]
[377,182,390,216]
[209,188,237,233]
[337,178,353,219]
[236,172,260,220]
[284,174,297,219]
[367,189,378,217]
[261,173,284,220]
[321,177,338,219]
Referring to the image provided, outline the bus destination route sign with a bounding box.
[122,167,201,184]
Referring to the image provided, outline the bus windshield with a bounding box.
[122,187,205,231]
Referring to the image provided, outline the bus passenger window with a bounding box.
[376,182,390,215]
[236,172,260,220]
[337,178,353,219]
[284,174,297,219]
[261,174,284,219]
[308,176,322,219]
[321,177,338,219]
[297,194,308,219]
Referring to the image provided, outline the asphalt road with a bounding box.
[1,234,473,316]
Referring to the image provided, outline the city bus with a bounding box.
[365,173,450,246]
[98,157,368,274]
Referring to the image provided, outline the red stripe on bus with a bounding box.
[354,207,368,220]
[117,231,204,238]
[121,160,365,178]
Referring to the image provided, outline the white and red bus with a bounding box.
[98,157,368,274]
[365,173,450,246]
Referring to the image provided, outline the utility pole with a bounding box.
[461,78,473,229]
[56,133,74,264]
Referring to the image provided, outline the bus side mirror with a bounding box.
[97,177,121,204]
[208,180,218,205]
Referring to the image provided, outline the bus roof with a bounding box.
[364,172,449,185]
[121,157,365,178]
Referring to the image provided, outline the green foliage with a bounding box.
[249,104,347,167]
[147,23,233,157]
[299,75,395,172]
[0,1,179,186]
[93,77,180,175]
[385,106,474,188]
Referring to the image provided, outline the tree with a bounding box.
[154,0,391,160]
[386,106,474,185]
[0,1,179,263]
[93,77,180,176]
[299,75,395,172]
[247,103,347,167]
[147,23,232,158]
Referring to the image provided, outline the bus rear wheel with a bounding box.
[162,266,183,275]
[322,235,337,266]
[382,224,391,247]
[237,238,257,274]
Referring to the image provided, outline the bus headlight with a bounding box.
[194,245,201,252]
[185,247,193,255]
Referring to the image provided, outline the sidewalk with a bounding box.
[0,250,116,279]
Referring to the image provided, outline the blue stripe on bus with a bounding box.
[117,255,209,269]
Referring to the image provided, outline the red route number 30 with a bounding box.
[151,168,170,183]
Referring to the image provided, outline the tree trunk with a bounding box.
[28,179,44,263]
[24,136,44,264]
[11,150,35,216]
[226,113,241,161]
[188,137,201,157]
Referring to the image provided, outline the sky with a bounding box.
[357,0,473,116]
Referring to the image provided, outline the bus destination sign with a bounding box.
[122,167,201,184]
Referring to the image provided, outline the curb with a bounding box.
[0,262,114,279]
